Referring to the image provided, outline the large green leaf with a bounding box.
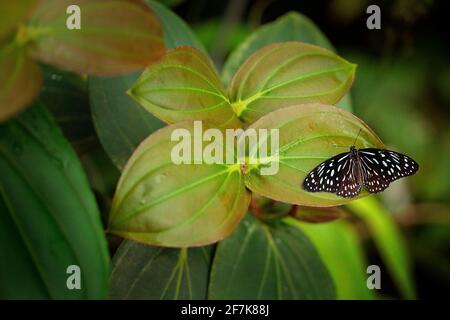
[287,217,375,299]
[0,42,42,122]
[244,103,383,206]
[347,196,416,299]
[89,0,205,170]
[0,0,36,40]
[228,41,356,124]
[89,72,165,170]
[129,46,241,128]
[222,11,353,111]
[27,0,164,76]
[110,240,212,299]
[208,214,335,299]
[40,65,96,153]
[145,0,205,52]
[108,122,250,247]
[0,103,109,299]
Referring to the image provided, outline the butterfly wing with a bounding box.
[359,157,390,193]
[359,148,419,193]
[336,157,362,198]
[303,151,362,198]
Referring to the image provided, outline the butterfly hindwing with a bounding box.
[358,148,419,193]
[302,151,351,193]
[359,157,390,193]
[336,157,362,198]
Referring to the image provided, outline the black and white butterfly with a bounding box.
[302,146,419,198]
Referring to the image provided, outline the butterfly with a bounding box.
[302,146,419,198]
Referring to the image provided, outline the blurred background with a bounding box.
[161,0,450,298]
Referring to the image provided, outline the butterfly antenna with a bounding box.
[331,129,362,149]
[352,129,362,147]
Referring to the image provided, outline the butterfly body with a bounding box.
[302,146,419,198]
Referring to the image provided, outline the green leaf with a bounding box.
[89,72,165,170]
[0,0,36,40]
[223,12,332,83]
[110,240,212,299]
[89,0,205,170]
[228,42,356,124]
[347,196,416,299]
[0,103,109,299]
[0,42,42,122]
[40,65,97,153]
[244,103,383,206]
[108,122,250,247]
[27,0,165,76]
[287,217,375,299]
[208,214,335,299]
[222,11,353,111]
[129,46,241,128]
[145,0,206,52]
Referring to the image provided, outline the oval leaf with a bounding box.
[208,214,335,299]
[244,103,384,207]
[129,46,241,128]
[222,12,332,84]
[89,0,205,170]
[28,0,165,76]
[228,42,356,124]
[222,12,353,112]
[109,122,250,247]
[110,240,212,299]
[0,103,109,299]
[0,43,42,122]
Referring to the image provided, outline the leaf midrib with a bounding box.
[111,169,230,228]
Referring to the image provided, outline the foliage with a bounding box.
[0,104,109,299]
[0,0,435,300]
[0,0,164,121]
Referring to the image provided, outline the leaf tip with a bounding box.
[126,87,135,98]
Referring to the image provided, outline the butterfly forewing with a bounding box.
[302,152,352,193]
[359,148,419,193]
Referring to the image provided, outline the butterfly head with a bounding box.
[350,145,358,157]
